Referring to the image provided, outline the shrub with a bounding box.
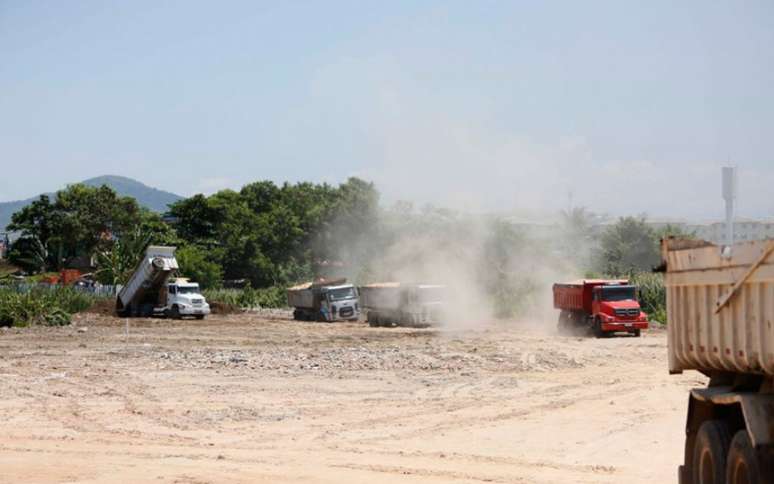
[176,245,223,289]
[0,286,107,327]
[203,285,287,310]
[630,272,666,324]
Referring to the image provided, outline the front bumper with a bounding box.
[179,305,211,316]
[330,310,360,321]
[601,320,648,332]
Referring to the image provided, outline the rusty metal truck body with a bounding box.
[663,238,774,483]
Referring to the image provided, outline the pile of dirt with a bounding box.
[85,298,116,315]
[209,301,242,314]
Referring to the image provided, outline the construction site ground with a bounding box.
[0,313,703,484]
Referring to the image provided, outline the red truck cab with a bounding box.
[590,283,648,335]
[553,279,648,337]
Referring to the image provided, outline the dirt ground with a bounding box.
[0,313,705,484]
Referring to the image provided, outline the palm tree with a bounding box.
[560,206,594,240]
[95,227,153,285]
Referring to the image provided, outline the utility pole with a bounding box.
[722,166,737,254]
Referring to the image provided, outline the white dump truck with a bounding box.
[663,238,774,483]
[359,282,446,328]
[116,246,210,319]
[287,278,360,322]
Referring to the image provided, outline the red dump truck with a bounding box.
[552,279,648,337]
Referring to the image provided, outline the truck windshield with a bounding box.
[328,287,356,301]
[177,285,201,294]
[601,286,636,301]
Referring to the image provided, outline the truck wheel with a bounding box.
[557,311,572,334]
[593,317,604,338]
[633,329,641,337]
[195,314,205,320]
[726,430,761,484]
[693,420,731,484]
[171,305,181,320]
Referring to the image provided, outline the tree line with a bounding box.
[6,178,378,290]
[5,179,688,320]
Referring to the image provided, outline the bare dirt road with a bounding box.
[0,313,704,483]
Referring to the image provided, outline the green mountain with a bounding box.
[0,175,183,231]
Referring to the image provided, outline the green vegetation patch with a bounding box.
[0,286,109,327]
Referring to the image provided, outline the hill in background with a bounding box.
[0,175,183,231]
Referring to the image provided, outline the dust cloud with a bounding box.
[328,205,584,333]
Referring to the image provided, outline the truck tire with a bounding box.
[557,311,570,334]
[593,317,605,338]
[170,305,181,320]
[195,314,205,320]
[368,313,381,327]
[725,430,761,484]
[692,420,731,484]
[633,329,642,337]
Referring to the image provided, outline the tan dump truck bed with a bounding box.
[286,278,347,309]
[359,283,402,310]
[663,238,774,376]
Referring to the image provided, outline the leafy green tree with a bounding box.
[137,209,182,246]
[176,245,223,289]
[560,206,594,240]
[480,219,529,317]
[7,236,48,274]
[167,194,220,245]
[596,216,660,275]
[168,178,378,288]
[9,184,142,270]
[559,206,596,269]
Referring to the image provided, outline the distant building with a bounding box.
[502,214,774,246]
[687,219,774,244]
[641,218,774,244]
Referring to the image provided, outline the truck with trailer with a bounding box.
[552,279,649,337]
[116,245,210,319]
[359,282,446,328]
[663,238,774,483]
[287,279,360,322]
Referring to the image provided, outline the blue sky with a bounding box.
[1,1,772,218]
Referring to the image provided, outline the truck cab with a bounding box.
[165,279,210,319]
[318,284,359,321]
[591,284,648,336]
